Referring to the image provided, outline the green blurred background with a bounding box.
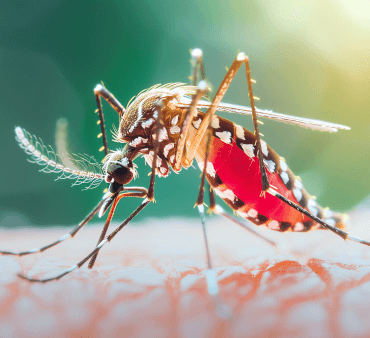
[1,0,370,227]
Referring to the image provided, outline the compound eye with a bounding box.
[105,158,135,185]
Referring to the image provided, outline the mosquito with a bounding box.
[2,49,368,295]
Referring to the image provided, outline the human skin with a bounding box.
[1,204,370,337]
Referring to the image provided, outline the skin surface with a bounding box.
[1,201,370,337]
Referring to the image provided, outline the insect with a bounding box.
[2,49,369,293]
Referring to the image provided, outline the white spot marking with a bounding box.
[193,118,201,130]
[235,124,245,140]
[264,159,276,173]
[142,118,155,129]
[241,144,255,158]
[237,210,249,218]
[211,116,220,129]
[295,179,303,190]
[247,209,258,218]
[206,162,216,178]
[170,126,181,134]
[163,143,175,157]
[268,220,280,230]
[294,222,305,232]
[215,131,232,144]
[171,115,179,126]
[280,159,287,171]
[280,172,289,185]
[293,188,302,202]
[197,204,205,213]
[170,155,175,163]
[198,161,216,178]
[160,167,167,174]
[215,189,236,202]
[129,137,148,147]
[157,128,168,142]
[307,199,318,217]
[153,110,158,119]
[260,140,268,157]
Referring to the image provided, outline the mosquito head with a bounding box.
[103,150,137,186]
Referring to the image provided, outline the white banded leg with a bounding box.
[94,84,126,155]
[268,188,370,247]
[0,199,105,256]
[18,197,151,283]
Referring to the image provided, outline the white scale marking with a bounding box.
[268,220,280,230]
[295,178,303,190]
[280,159,288,171]
[129,137,148,147]
[293,188,303,202]
[235,124,245,140]
[261,140,268,157]
[198,161,216,178]
[247,209,258,218]
[307,199,318,217]
[215,188,236,202]
[171,115,179,125]
[280,172,289,185]
[237,210,249,218]
[142,118,155,129]
[264,159,276,173]
[163,143,175,157]
[241,144,254,158]
[211,116,220,129]
[193,119,201,129]
[215,131,232,144]
[294,222,304,231]
[170,126,181,134]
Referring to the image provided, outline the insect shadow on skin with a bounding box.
[1,49,368,311]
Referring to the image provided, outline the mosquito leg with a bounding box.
[190,48,206,86]
[94,84,126,155]
[174,83,207,171]
[88,187,148,268]
[185,52,269,193]
[267,188,370,247]
[187,49,220,296]
[210,202,278,250]
[174,48,209,171]
[18,197,151,283]
[147,101,165,201]
[0,199,105,256]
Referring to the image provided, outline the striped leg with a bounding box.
[18,196,151,283]
[88,187,148,268]
[0,200,105,256]
[185,52,269,197]
[187,49,220,296]
[268,188,370,247]
[94,84,126,155]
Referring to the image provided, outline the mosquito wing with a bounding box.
[178,98,350,132]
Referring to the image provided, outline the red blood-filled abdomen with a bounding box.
[208,137,310,226]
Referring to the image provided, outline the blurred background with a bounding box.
[0,0,369,227]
